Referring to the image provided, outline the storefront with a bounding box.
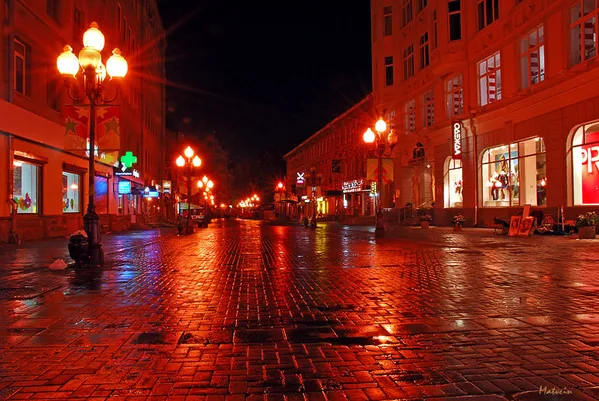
[568,121,599,206]
[342,179,372,216]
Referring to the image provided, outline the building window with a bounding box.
[418,0,427,12]
[433,10,438,48]
[569,1,599,66]
[402,0,413,27]
[423,90,434,127]
[520,25,545,89]
[383,6,393,36]
[62,172,81,213]
[478,52,501,106]
[403,44,414,79]
[94,176,109,214]
[449,0,462,41]
[446,75,463,117]
[385,56,394,86]
[404,99,416,132]
[73,7,85,41]
[13,159,40,214]
[14,39,27,95]
[444,158,463,208]
[477,0,499,31]
[47,0,59,21]
[569,121,599,205]
[419,32,430,69]
[481,137,546,207]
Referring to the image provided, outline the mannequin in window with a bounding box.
[490,172,500,201]
[497,155,509,200]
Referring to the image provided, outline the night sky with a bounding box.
[157,0,372,194]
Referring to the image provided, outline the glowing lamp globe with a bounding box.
[106,48,128,78]
[197,181,204,188]
[184,146,194,159]
[192,155,201,167]
[176,155,185,167]
[363,128,375,143]
[387,129,398,147]
[57,46,79,77]
[78,47,101,70]
[375,118,387,133]
[202,176,208,184]
[207,180,214,189]
[83,22,105,51]
[277,182,284,189]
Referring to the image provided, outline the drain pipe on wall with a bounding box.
[469,113,479,227]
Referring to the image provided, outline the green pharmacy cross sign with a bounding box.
[121,151,137,168]
[116,151,139,178]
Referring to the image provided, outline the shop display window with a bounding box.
[481,137,546,207]
[444,158,463,208]
[13,160,40,214]
[570,122,599,205]
[62,172,81,213]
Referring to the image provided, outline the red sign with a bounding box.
[581,130,599,204]
[452,121,462,160]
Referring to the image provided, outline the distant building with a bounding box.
[371,0,599,225]
[0,0,166,242]
[284,95,380,219]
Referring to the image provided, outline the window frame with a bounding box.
[404,99,416,132]
[13,38,27,95]
[62,170,83,214]
[423,90,434,128]
[419,32,430,69]
[477,0,499,31]
[13,157,42,215]
[403,44,414,80]
[383,5,393,36]
[520,24,545,89]
[444,158,463,208]
[402,0,413,27]
[569,0,599,66]
[385,56,394,86]
[448,0,462,41]
[478,52,502,106]
[47,0,59,22]
[446,75,464,118]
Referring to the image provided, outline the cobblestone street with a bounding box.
[1,220,598,400]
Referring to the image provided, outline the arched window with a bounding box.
[569,122,599,205]
[444,157,463,208]
[480,137,546,207]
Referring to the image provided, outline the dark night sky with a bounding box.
[157,0,372,191]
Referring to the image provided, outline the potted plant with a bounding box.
[420,214,432,229]
[451,214,466,231]
[576,212,599,239]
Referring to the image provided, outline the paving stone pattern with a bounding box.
[0,221,598,400]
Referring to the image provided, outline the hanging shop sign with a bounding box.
[342,179,363,193]
[162,180,172,194]
[115,151,140,177]
[144,186,159,198]
[296,172,305,185]
[452,121,462,160]
[118,180,131,195]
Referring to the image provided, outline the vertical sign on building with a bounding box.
[452,120,462,160]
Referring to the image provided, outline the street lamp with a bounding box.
[197,176,214,211]
[306,167,318,228]
[363,117,398,237]
[57,22,128,266]
[176,146,202,234]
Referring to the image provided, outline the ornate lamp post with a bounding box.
[57,22,128,266]
[197,176,214,210]
[176,146,202,234]
[363,118,398,237]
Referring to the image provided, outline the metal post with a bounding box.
[186,162,192,234]
[375,143,385,237]
[83,89,104,265]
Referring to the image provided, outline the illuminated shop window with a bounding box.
[444,158,463,208]
[569,122,599,205]
[13,160,40,214]
[62,172,81,213]
[481,137,546,207]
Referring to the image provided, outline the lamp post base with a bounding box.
[83,208,104,267]
[87,243,104,266]
[375,211,386,238]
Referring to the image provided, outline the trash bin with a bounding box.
[68,233,89,266]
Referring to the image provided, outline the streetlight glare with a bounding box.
[106,49,128,78]
[184,146,194,159]
[363,128,375,143]
[207,180,214,189]
[375,118,387,133]
[192,155,201,167]
[57,46,79,77]
[176,155,185,167]
[202,176,208,184]
[83,22,105,51]
[277,182,284,189]
[78,46,101,70]
[197,181,203,188]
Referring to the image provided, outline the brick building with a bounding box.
[371,0,599,226]
[285,95,395,220]
[0,0,166,242]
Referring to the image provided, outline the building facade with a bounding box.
[0,0,166,242]
[371,0,599,226]
[285,95,396,220]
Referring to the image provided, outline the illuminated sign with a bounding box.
[452,121,462,160]
[370,182,377,195]
[115,151,139,177]
[296,172,305,185]
[162,180,172,194]
[118,181,131,195]
[342,179,363,193]
[580,132,599,204]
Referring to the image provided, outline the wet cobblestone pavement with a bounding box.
[1,220,598,400]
